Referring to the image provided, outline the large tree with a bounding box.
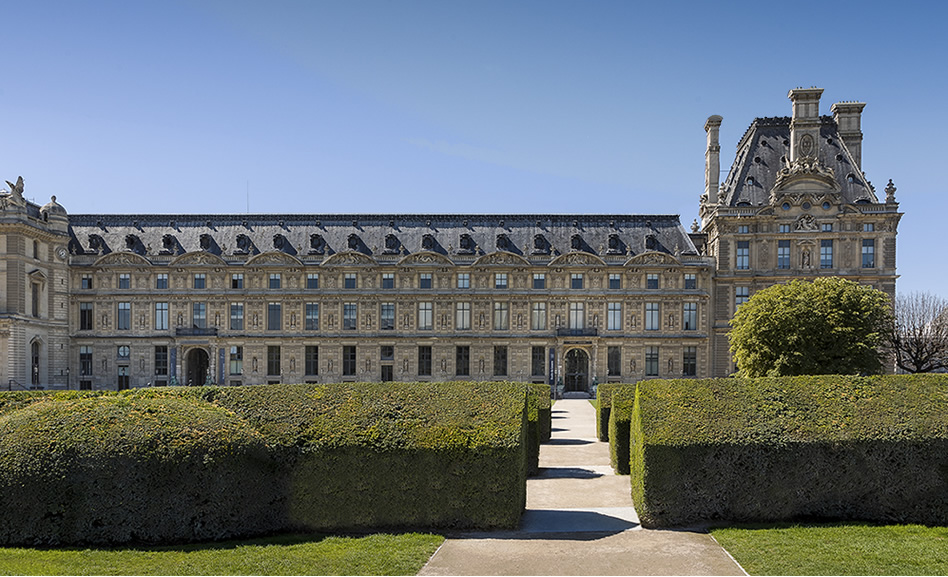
[728,277,892,377]
[888,291,948,373]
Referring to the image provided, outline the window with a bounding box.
[862,239,875,268]
[609,273,621,289]
[820,239,833,268]
[821,223,833,232]
[230,303,244,330]
[117,302,131,330]
[456,346,470,376]
[495,273,508,289]
[269,273,282,289]
[738,224,749,234]
[33,240,39,259]
[381,273,394,289]
[608,303,622,331]
[736,241,750,270]
[267,346,280,376]
[684,273,697,289]
[645,346,659,377]
[156,273,168,289]
[79,346,93,376]
[343,303,358,330]
[306,273,319,289]
[683,346,697,377]
[532,346,546,377]
[232,273,244,289]
[344,273,357,289]
[569,302,585,329]
[381,303,395,330]
[418,302,433,330]
[267,302,281,330]
[456,302,471,330]
[151,346,168,377]
[228,346,242,375]
[419,273,432,289]
[457,273,470,289]
[494,302,509,330]
[418,346,432,376]
[531,302,547,330]
[608,346,621,377]
[194,273,206,289]
[533,273,546,289]
[155,302,169,330]
[646,274,659,289]
[493,346,508,376]
[31,282,39,318]
[119,273,130,289]
[735,287,750,308]
[381,346,394,360]
[80,302,93,330]
[342,346,356,376]
[683,303,697,330]
[117,345,130,360]
[81,275,93,290]
[192,302,206,329]
[305,346,318,376]
[645,303,659,331]
[570,273,584,289]
[779,224,791,233]
[863,223,875,232]
[305,303,319,330]
[778,240,791,269]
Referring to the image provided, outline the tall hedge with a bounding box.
[524,384,552,475]
[607,386,636,474]
[630,375,948,527]
[595,382,625,442]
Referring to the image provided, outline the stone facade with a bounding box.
[0,88,900,392]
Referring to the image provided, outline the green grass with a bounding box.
[711,523,948,575]
[0,533,444,576]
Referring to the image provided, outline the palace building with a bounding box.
[0,88,901,393]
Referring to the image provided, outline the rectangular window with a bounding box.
[645,346,659,377]
[230,303,244,330]
[494,302,509,330]
[570,273,584,289]
[531,302,547,330]
[863,223,875,232]
[81,275,93,290]
[609,273,622,289]
[419,273,432,289]
[194,273,206,289]
[156,273,168,289]
[646,273,659,289]
[343,303,358,330]
[306,273,319,289]
[779,224,791,233]
[736,241,750,270]
[821,223,833,232]
[305,346,319,376]
[533,273,546,289]
[267,302,281,330]
[117,302,131,330]
[230,346,243,375]
[608,302,622,331]
[684,273,697,289]
[381,273,394,289]
[645,303,659,331]
[778,240,791,269]
[608,346,621,377]
[569,302,585,329]
[80,302,93,330]
[344,273,357,289]
[381,346,394,360]
[118,273,130,289]
[192,302,206,329]
[267,346,280,376]
[380,302,395,330]
[232,273,244,289]
[683,346,697,377]
[155,346,168,376]
[456,302,471,330]
[456,346,470,376]
[418,346,432,376]
[820,239,833,269]
[683,302,697,330]
[305,303,319,330]
[269,273,282,289]
[495,273,508,289]
[343,346,356,376]
[735,287,750,308]
[418,302,433,330]
[79,345,93,376]
[862,239,875,268]
[532,346,546,376]
[493,345,508,376]
[118,344,130,361]
[155,302,169,330]
[738,224,749,234]
[457,273,470,289]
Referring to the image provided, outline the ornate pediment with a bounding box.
[94,252,153,267]
[771,158,840,197]
[549,252,606,267]
[474,251,531,267]
[246,251,305,267]
[398,251,454,266]
[624,251,680,266]
[170,251,228,267]
[321,251,376,266]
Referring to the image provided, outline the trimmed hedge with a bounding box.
[630,375,948,528]
[524,383,552,475]
[607,385,636,474]
[0,381,530,545]
[596,382,625,442]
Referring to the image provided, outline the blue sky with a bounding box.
[2,0,946,296]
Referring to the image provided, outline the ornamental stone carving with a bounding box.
[794,214,818,231]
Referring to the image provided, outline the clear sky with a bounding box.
[2,0,945,296]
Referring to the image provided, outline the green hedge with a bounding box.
[596,382,626,442]
[630,375,948,528]
[608,386,636,474]
[524,383,552,475]
[0,382,529,545]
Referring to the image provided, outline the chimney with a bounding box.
[704,115,723,200]
[788,87,824,162]
[831,101,867,169]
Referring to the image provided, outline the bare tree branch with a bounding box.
[888,292,948,373]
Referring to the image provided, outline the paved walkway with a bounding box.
[419,399,746,576]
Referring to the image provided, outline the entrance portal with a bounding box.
[186,348,209,386]
[564,349,589,393]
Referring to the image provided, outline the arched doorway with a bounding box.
[564,349,589,393]
[185,348,209,386]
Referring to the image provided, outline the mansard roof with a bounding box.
[719,116,878,207]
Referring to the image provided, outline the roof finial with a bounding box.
[885,179,897,203]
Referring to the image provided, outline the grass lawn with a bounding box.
[0,532,444,576]
[710,523,948,575]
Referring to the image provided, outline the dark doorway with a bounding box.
[118,366,130,390]
[31,341,40,386]
[186,348,209,386]
[381,365,394,382]
[564,349,589,392]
